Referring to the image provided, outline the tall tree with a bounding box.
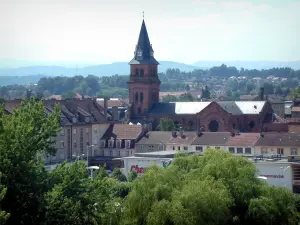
[0,173,10,225]
[158,118,176,131]
[0,98,60,225]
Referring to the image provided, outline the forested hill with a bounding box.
[0,61,200,78]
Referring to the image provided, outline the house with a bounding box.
[99,124,146,158]
[254,132,300,156]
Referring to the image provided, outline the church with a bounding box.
[126,19,287,133]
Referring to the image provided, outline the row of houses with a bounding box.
[135,130,300,157]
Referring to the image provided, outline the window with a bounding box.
[60,129,65,136]
[110,150,113,157]
[208,120,219,132]
[74,140,77,148]
[135,68,139,76]
[196,146,203,152]
[245,148,252,154]
[135,92,138,103]
[229,147,235,153]
[116,140,122,148]
[184,146,188,151]
[261,147,268,154]
[138,107,141,114]
[172,146,175,150]
[177,146,180,150]
[140,145,144,150]
[100,140,106,147]
[85,128,89,134]
[108,140,114,148]
[60,141,64,149]
[140,69,144,76]
[85,117,90,123]
[73,129,77,135]
[126,151,129,156]
[277,148,283,155]
[237,148,243,154]
[291,148,297,155]
[125,140,131,148]
[140,92,144,104]
[118,151,120,157]
[94,128,97,133]
[215,147,220,149]
[72,117,77,123]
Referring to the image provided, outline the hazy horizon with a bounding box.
[0,0,299,67]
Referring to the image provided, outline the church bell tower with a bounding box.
[128,18,160,118]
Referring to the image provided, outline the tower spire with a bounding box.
[129,17,159,65]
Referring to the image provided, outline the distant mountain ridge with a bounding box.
[193,60,300,70]
[0,61,201,77]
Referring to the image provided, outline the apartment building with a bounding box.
[3,98,108,164]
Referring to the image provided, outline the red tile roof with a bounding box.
[226,133,260,146]
[102,124,143,140]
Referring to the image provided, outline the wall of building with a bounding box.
[91,123,110,156]
[254,146,299,156]
[255,162,293,190]
[123,156,170,176]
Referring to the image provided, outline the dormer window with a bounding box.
[116,140,122,148]
[72,117,77,123]
[60,129,65,136]
[125,140,131,149]
[108,139,114,148]
[85,117,90,123]
[137,50,142,57]
[150,51,154,57]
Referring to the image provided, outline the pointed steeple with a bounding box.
[129,19,159,65]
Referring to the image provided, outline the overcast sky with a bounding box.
[0,0,299,65]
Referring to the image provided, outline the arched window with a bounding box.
[140,92,144,104]
[135,92,138,103]
[208,120,219,132]
[140,69,144,76]
[135,68,139,76]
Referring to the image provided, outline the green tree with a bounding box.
[178,93,195,102]
[61,91,76,100]
[122,149,300,225]
[0,97,60,225]
[128,170,138,182]
[111,168,127,182]
[158,118,176,131]
[162,95,177,102]
[0,174,10,225]
[291,87,300,100]
[201,85,211,99]
[44,161,110,225]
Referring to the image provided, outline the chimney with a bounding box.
[112,106,119,121]
[179,127,183,137]
[171,131,177,137]
[259,87,264,101]
[196,129,202,137]
[104,97,109,119]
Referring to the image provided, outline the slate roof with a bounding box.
[148,102,211,115]
[3,99,107,126]
[191,132,231,146]
[137,131,173,145]
[148,101,267,115]
[255,133,300,147]
[129,20,159,65]
[101,124,143,140]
